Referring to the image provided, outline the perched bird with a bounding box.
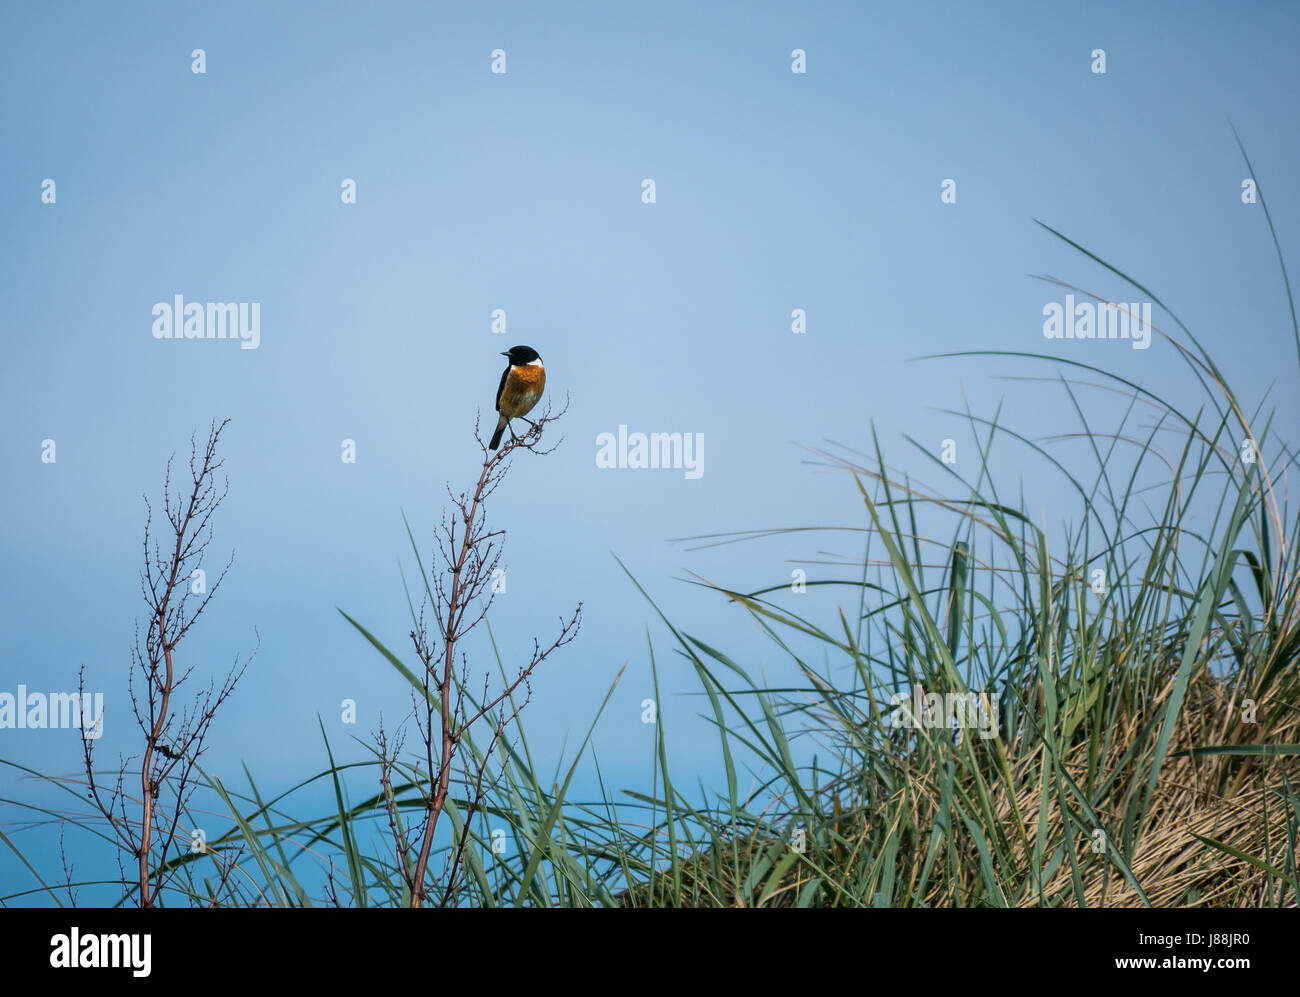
[490,345,546,450]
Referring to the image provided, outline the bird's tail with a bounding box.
[489,417,506,450]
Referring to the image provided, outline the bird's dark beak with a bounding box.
[500,351,510,357]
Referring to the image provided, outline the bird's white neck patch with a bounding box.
[519,358,543,367]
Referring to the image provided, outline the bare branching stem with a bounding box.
[390,400,580,907]
[82,418,256,907]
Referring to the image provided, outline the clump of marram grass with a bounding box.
[610,145,1300,907]
[612,383,1299,908]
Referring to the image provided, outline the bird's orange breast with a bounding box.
[499,364,546,418]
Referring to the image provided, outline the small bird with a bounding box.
[490,345,546,450]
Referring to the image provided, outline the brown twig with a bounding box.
[80,419,258,907]
[384,399,581,906]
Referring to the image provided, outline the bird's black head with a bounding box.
[501,345,541,366]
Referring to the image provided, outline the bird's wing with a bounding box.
[494,364,510,412]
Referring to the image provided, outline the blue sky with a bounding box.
[2,0,1299,901]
